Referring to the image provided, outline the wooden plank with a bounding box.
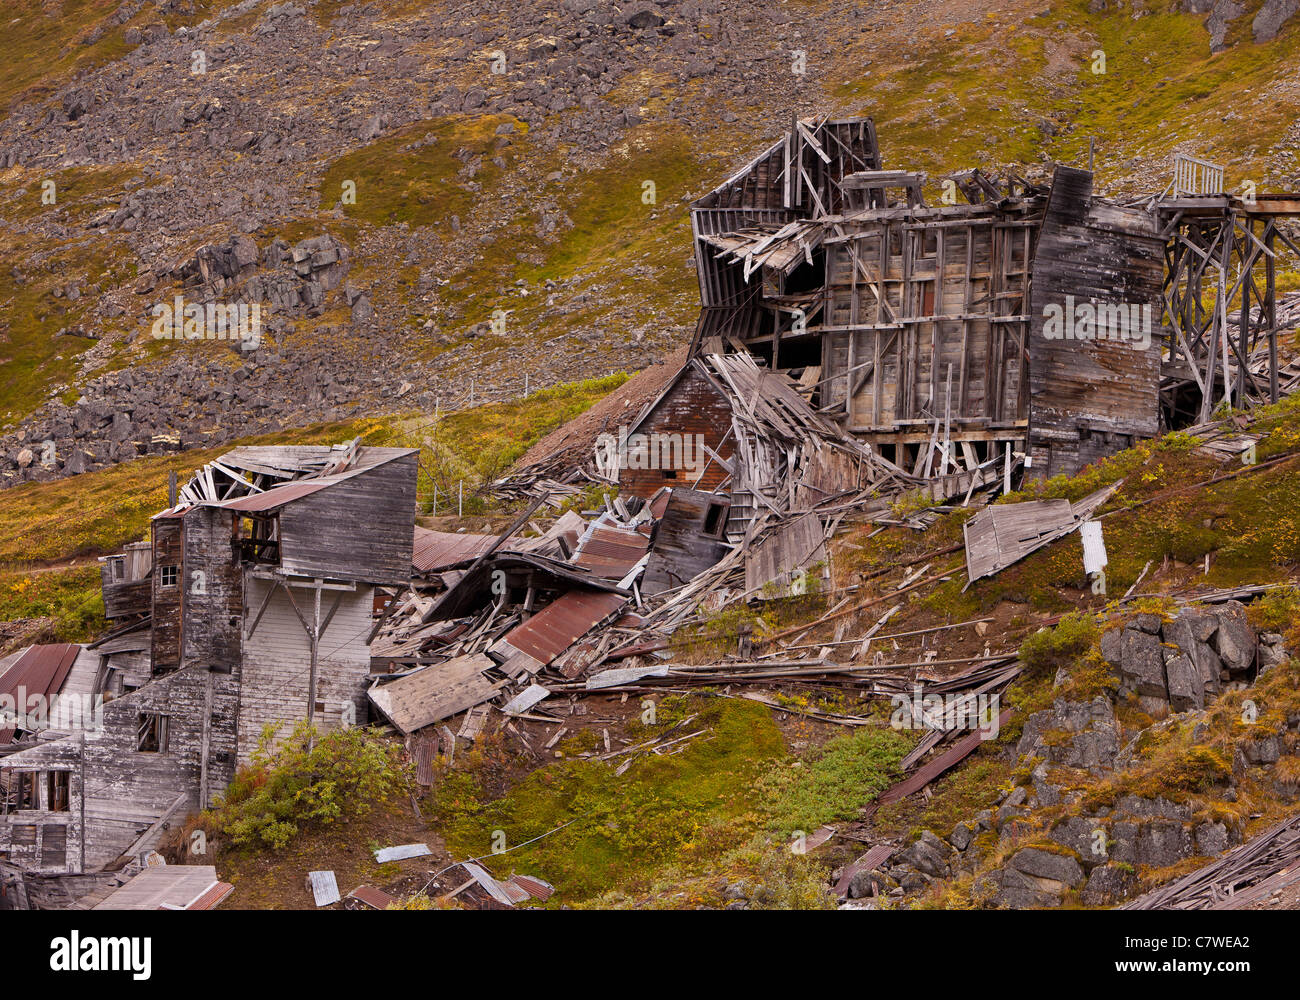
[367,653,501,735]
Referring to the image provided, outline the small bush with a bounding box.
[213,722,413,851]
[1019,612,1099,677]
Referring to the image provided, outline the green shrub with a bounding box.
[214,722,412,851]
[1019,612,1099,677]
[757,728,908,833]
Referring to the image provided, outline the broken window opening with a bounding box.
[236,512,281,565]
[137,713,169,753]
[703,503,728,537]
[10,771,37,811]
[47,771,70,813]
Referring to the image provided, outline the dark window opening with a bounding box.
[137,713,169,753]
[772,337,823,370]
[236,513,281,565]
[47,772,70,812]
[703,503,728,537]
[14,772,37,811]
[662,469,678,480]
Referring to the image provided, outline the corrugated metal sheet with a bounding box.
[373,843,432,863]
[412,527,497,573]
[493,589,627,666]
[571,515,650,581]
[1080,520,1108,575]
[460,862,519,905]
[186,881,235,911]
[348,884,396,909]
[0,643,81,744]
[307,871,341,906]
[92,865,229,910]
[507,874,555,902]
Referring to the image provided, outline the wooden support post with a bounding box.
[1239,218,1250,405]
[1267,224,1278,403]
[306,579,322,732]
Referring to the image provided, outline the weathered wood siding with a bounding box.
[0,664,240,875]
[181,506,242,674]
[821,205,1038,438]
[100,577,150,619]
[1027,166,1165,479]
[620,368,735,498]
[277,452,417,583]
[150,517,183,673]
[238,577,374,763]
[642,489,731,594]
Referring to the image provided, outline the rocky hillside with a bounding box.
[2,0,1299,486]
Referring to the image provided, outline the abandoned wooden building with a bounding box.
[0,440,416,906]
[600,351,912,532]
[688,116,1300,481]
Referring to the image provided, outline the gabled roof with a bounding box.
[178,437,416,508]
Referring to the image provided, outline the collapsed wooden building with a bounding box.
[4,115,1299,912]
[688,116,1300,481]
[0,440,416,908]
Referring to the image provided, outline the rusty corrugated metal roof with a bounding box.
[0,643,81,744]
[570,514,649,581]
[495,589,627,666]
[412,527,497,573]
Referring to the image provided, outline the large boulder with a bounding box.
[1007,847,1085,887]
[1081,863,1138,906]
[899,830,954,878]
[1016,697,1120,772]
[1253,0,1300,43]
[1212,601,1257,673]
[974,866,1066,909]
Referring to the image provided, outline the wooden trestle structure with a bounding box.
[1158,191,1300,424]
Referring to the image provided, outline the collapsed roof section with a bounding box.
[178,437,413,507]
[608,352,916,526]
